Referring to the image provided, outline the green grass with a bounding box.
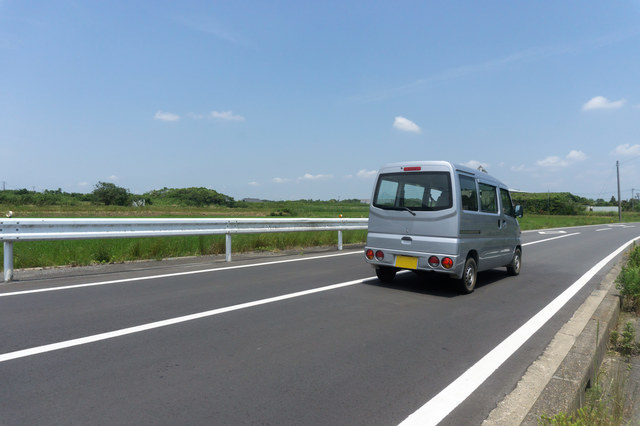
[1,202,639,270]
[615,243,640,314]
[518,212,640,231]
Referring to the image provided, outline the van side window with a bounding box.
[479,183,498,213]
[459,175,478,211]
[500,188,515,217]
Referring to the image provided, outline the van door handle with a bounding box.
[499,219,506,229]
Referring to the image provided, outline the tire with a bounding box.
[507,248,522,276]
[376,267,397,283]
[458,257,477,294]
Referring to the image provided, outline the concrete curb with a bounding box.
[522,278,620,424]
[484,254,625,425]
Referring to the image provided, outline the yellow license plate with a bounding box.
[395,255,418,269]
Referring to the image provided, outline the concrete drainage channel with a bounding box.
[484,255,635,425]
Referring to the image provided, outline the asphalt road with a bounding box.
[1,223,639,425]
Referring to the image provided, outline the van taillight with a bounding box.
[442,257,453,269]
[428,256,440,267]
[403,166,421,171]
[375,251,384,261]
[365,249,374,260]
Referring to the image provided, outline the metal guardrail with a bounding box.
[0,218,369,282]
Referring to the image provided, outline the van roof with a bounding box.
[378,160,508,187]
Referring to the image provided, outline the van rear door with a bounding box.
[367,168,458,254]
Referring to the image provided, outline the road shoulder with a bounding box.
[483,255,624,425]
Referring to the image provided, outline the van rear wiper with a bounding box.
[402,207,417,216]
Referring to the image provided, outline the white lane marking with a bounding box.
[399,235,640,426]
[522,232,579,246]
[0,277,373,363]
[538,230,566,235]
[0,251,362,298]
[596,228,612,232]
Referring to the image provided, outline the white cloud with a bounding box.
[613,144,640,157]
[109,175,118,181]
[248,181,260,186]
[272,177,289,183]
[582,96,626,111]
[78,181,89,187]
[299,173,334,181]
[537,156,568,168]
[461,160,489,171]
[154,111,180,122]
[211,110,245,121]
[393,116,421,133]
[356,169,377,179]
[537,150,587,168]
[511,165,526,172]
[566,150,587,162]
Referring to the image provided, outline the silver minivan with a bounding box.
[364,161,522,293]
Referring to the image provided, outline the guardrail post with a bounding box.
[338,230,343,251]
[225,233,232,262]
[4,241,14,282]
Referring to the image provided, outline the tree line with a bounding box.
[0,183,236,207]
[511,192,638,215]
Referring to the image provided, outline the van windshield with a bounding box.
[373,172,452,211]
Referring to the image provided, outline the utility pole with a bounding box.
[633,188,635,212]
[617,161,621,222]
[547,190,550,215]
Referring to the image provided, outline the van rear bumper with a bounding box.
[364,232,464,278]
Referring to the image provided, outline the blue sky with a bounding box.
[2,1,640,201]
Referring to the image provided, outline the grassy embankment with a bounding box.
[1,202,639,270]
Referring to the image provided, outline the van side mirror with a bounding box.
[514,205,523,218]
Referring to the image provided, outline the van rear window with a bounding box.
[373,172,452,211]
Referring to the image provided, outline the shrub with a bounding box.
[609,322,640,358]
[616,246,640,313]
[144,187,235,207]
[92,182,131,206]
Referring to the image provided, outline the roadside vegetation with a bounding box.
[1,186,639,270]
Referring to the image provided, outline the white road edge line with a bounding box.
[399,235,640,426]
[0,250,362,298]
[0,277,374,363]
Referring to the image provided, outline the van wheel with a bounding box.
[376,267,396,283]
[507,248,521,276]
[458,257,477,294]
